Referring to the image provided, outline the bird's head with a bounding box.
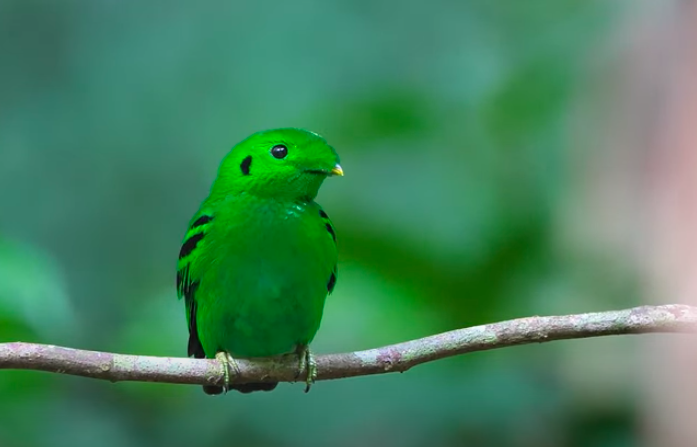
[212,128,342,201]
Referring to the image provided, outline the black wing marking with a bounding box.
[318,207,338,295]
[177,262,205,358]
[177,213,214,359]
[190,215,213,229]
[318,207,336,245]
[325,223,336,242]
[179,232,204,260]
[327,268,337,294]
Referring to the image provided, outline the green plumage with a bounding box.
[176,128,342,394]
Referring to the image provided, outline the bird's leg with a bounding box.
[295,344,317,393]
[215,351,240,393]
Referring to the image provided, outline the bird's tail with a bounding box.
[202,382,278,395]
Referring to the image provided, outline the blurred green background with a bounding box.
[0,1,646,446]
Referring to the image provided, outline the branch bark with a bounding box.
[1,304,695,390]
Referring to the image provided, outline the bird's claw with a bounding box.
[215,351,240,393]
[296,345,317,393]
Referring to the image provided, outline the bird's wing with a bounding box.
[176,213,214,358]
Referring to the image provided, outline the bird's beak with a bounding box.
[330,164,344,177]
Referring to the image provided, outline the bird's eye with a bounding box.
[270,144,288,159]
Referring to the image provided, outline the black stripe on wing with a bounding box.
[179,232,204,260]
[176,213,214,359]
[190,214,213,229]
[177,262,205,359]
[318,208,336,244]
[327,268,337,294]
[179,214,214,262]
[318,208,338,295]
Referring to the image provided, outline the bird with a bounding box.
[176,128,342,394]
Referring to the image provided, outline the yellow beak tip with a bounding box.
[330,165,344,177]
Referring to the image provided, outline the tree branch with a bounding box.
[1,304,696,390]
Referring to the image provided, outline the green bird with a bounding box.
[176,128,342,395]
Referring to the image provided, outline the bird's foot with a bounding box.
[215,351,240,393]
[295,345,317,393]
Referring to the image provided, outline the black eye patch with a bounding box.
[240,155,252,175]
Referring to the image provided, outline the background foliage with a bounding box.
[0,1,643,446]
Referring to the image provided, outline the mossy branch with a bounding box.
[1,304,695,390]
